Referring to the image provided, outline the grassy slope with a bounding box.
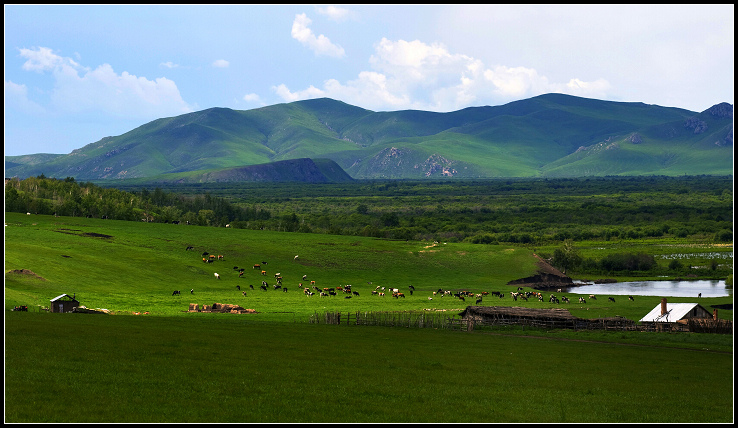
[4,212,537,318]
[5,212,732,322]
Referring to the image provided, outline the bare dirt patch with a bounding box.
[54,229,113,239]
[82,232,113,239]
[6,269,46,280]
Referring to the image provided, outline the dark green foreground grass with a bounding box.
[5,312,733,423]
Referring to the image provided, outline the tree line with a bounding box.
[5,175,270,226]
[5,175,733,246]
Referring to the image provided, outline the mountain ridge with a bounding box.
[5,93,733,181]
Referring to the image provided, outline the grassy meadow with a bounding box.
[4,211,734,422]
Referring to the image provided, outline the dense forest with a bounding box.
[6,175,733,247]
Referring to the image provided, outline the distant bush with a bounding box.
[599,253,657,272]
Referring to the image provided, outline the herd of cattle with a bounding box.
[175,245,635,305]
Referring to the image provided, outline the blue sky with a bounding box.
[4,4,734,156]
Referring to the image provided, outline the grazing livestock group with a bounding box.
[176,245,634,314]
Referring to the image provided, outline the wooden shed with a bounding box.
[49,294,80,313]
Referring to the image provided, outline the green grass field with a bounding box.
[4,212,734,422]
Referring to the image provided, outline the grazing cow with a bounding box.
[379,292,385,297]
[294,255,299,260]
[172,220,180,225]
[310,281,316,286]
[217,255,224,260]
[172,290,180,296]
[186,246,194,251]
[261,270,267,276]
[202,252,209,257]
[475,298,483,304]
[352,291,359,297]
[628,296,634,301]
[557,288,562,293]
[578,297,586,304]
[608,297,616,302]
[253,264,261,270]
[249,284,254,290]
[209,255,216,260]
[303,275,308,280]
[345,295,352,299]
[260,285,267,291]
[225,224,230,228]
[239,271,244,278]
[242,291,247,297]
[190,289,194,294]
[428,297,433,301]
[236,285,240,290]
[589,295,597,300]
[283,287,288,293]
[214,273,220,279]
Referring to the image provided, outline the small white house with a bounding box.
[640,298,712,323]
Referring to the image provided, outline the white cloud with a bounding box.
[15,47,194,120]
[316,5,352,21]
[160,61,179,69]
[291,13,345,58]
[212,59,230,68]
[4,80,45,114]
[275,37,612,112]
[273,83,326,103]
[19,46,79,72]
[242,93,265,105]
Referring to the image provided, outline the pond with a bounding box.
[564,279,731,298]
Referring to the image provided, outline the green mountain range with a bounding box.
[5,93,733,182]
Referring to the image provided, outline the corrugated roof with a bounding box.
[639,303,705,322]
[50,294,77,302]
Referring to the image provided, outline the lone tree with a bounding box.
[552,239,582,274]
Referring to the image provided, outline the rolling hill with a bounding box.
[4,94,733,181]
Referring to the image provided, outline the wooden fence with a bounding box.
[308,310,461,329]
[308,310,732,334]
[448,317,731,334]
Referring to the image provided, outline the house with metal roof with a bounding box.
[640,298,712,323]
[49,293,79,313]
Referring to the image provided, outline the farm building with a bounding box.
[49,294,79,313]
[640,298,713,323]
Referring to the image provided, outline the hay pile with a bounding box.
[188,302,256,314]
